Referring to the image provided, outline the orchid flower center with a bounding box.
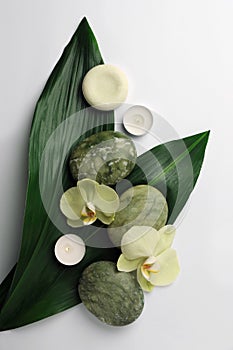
[81,202,97,225]
[141,256,160,281]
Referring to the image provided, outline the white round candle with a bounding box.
[82,64,128,111]
[54,234,86,266]
[123,105,153,136]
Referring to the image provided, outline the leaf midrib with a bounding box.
[148,131,209,186]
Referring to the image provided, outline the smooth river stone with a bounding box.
[108,185,168,247]
[78,261,144,326]
[69,131,137,185]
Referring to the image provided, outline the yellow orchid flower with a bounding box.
[60,178,119,227]
[117,225,180,292]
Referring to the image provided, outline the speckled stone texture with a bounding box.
[78,261,144,326]
[108,185,168,246]
[69,131,137,185]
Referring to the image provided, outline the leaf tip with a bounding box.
[79,16,92,33]
[80,16,89,25]
[203,129,211,144]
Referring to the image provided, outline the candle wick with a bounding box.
[134,115,144,125]
[65,246,70,253]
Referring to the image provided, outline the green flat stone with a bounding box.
[108,185,168,246]
[70,131,137,185]
[78,261,144,326]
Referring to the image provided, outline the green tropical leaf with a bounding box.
[126,130,210,223]
[0,16,210,331]
[0,266,16,308]
[0,17,117,331]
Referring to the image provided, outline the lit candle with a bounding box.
[123,105,153,136]
[54,234,86,266]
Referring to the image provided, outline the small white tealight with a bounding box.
[54,234,86,266]
[123,105,153,136]
[82,64,128,111]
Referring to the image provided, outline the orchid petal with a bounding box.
[67,218,84,227]
[154,225,176,256]
[117,254,143,272]
[60,187,84,220]
[77,178,97,203]
[121,226,160,260]
[96,210,115,225]
[149,248,180,286]
[136,265,154,292]
[94,183,119,214]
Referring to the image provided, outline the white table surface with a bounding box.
[0,1,233,349]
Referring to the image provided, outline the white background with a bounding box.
[0,0,233,349]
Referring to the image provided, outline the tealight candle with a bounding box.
[54,234,86,266]
[123,105,153,136]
